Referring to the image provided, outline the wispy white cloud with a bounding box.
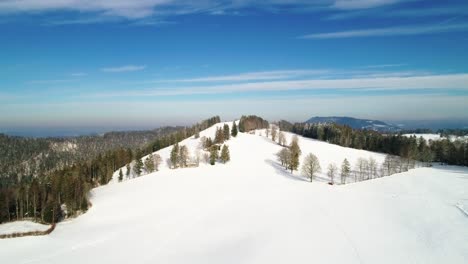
[71,72,87,77]
[332,0,403,10]
[155,69,331,83]
[300,22,468,38]
[101,65,146,73]
[94,73,468,97]
[0,0,412,22]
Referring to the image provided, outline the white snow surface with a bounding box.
[1,121,468,264]
[0,221,50,235]
[404,133,468,142]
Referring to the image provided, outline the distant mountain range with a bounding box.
[305,116,402,132]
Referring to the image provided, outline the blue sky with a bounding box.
[1,0,468,134]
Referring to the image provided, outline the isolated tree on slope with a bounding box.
[215,127,224,144]
[288,135,301,173]
[231,121,238,137]
[265,128,270,138]
[271,127,278,142]
[210,146,219,165]
[223,124,230,141]
[133,159,143,176]
[327,163,338,184]
[301,153,321,182]
[340,159,351,184]
[220,145,230,163]
[178,145,189,168]
[126,164,131,178]
[278,132,286,146]
[145,154,155,173]
[153,154,162,171]
[170,143,179,169]
[118,169,123,182]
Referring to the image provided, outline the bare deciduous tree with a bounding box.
[301,153,321,182]
[327,163,338,184]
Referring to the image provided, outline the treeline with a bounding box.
[289,123,468,167]
[0,116,221,224]
[0,126,184,184]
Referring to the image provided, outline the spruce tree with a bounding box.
[118,169,123,182]
[170,143,179,169]
[215,127,224,144]
[231,121,238,137]
[223,124,230,140]
[209,146,219,165]
[178,145,189,168]
[145,154,155,173]
[133,159,143,176]
[220,145,230,163]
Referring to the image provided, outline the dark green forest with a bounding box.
[0,116,220,224]
[289,123,468,167]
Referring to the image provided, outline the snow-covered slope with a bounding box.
[0,221,50,236]
[1,122,467,264]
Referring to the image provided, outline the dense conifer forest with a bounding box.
[288,123,468,167]
[0,116,220,224]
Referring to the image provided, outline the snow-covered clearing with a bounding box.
[1,122,467,263]
[404,133,468,142]
[0,221,50,236]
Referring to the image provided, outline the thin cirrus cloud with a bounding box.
[101,65,146,73]
[96,73,468,97]
[154,69,331,83]
[300,22,468,38]
[0,0,411,21]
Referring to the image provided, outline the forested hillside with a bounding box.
[289,122,468,167]
[0,117,221,224]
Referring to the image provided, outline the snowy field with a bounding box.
[1,122,467,264]
[0,221,50,236]
[404,133,468,142]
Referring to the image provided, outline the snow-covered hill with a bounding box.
[1,121,467,264]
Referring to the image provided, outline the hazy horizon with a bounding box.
[1,0,467,131]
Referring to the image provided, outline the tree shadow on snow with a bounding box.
[264,159,309,182]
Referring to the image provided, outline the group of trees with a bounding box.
[0,116,222,224]
[169,143,191,169]
[289,122,468,167]
[276,135,302,173]
[238,115,269,133]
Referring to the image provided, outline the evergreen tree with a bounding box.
[178,145,189,168]
[223,124,230,141]
[215,127,224,144]
[118,169,123,182]
[231,121,238,137]
[133,159,143,176]
[126,164,131,177]
[204,137,213,149]
[144,154,155,173]
[209,146,219,165]
[220,145,230,163]
[170,143,179,169]
[340,159,351,184]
